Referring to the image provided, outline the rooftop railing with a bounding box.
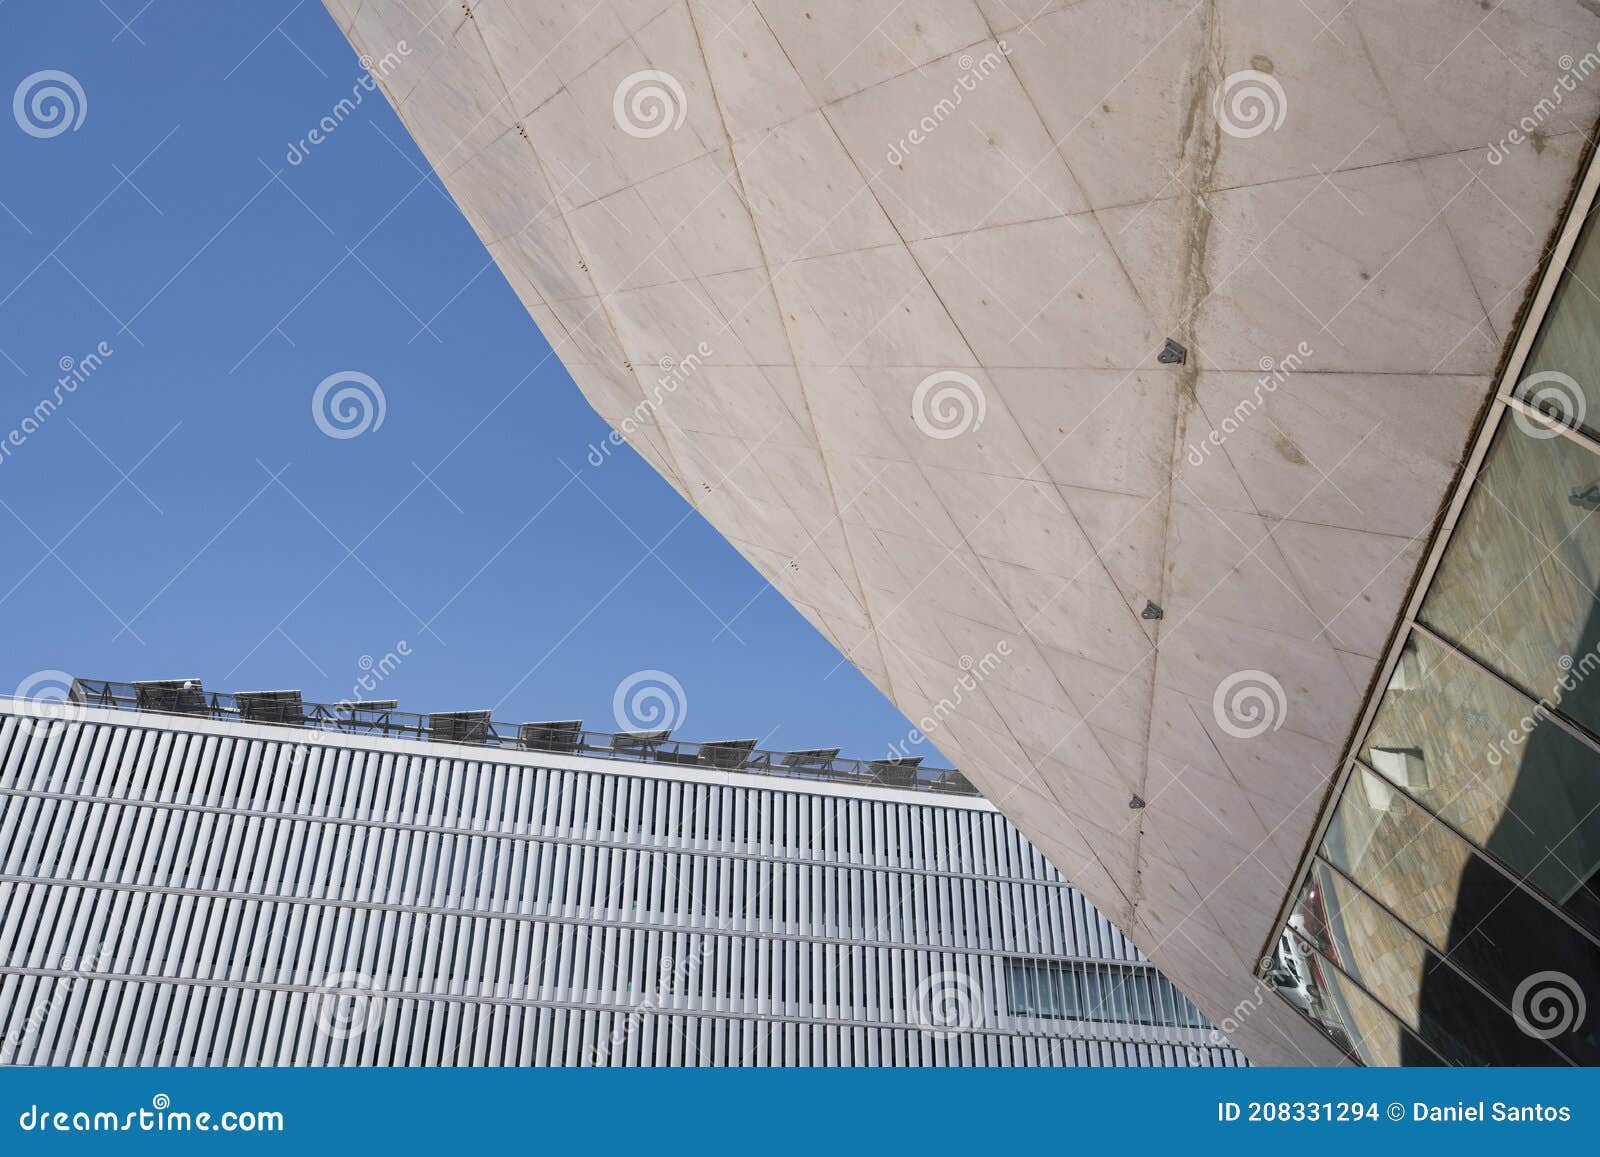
[63,678,979,799]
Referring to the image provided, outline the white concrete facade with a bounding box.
[0,698,1246,1066]
[322,0,1600,1063]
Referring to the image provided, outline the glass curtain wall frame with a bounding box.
[1273,920,1451,1067]
[1295,815,1589,1065]
[1261,139,1600,1066]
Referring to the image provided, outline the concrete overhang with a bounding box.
[323,0,1600,1063]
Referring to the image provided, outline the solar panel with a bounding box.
[132,679,207,716]
[867,756,922,787]
[328,699,404,739]
[655,750,702,766]
[697,739,757,770]
[519,720,583,754]
[235,690,305,725]
[429,711,491,744]
[612,729,670,754]
[782,748,840,770]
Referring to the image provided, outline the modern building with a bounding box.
[0,681,1244,1067]
[1262,155,1600,1066]
[321,0,1600,1063]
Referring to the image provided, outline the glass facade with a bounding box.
[1265,195,1600,1065]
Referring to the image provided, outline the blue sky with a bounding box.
[0,2,933,762]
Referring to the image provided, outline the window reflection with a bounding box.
[1321,769,1471,947]
[1519,205,1600,440]
[1290,862,1571,1065]
[1319,770,1599,1063]
[1421,424,1600,739]
[1264,929,1439,1066]
[1363,632,1600,934]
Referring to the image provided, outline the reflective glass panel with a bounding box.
[1421,423,1600,738]
[1320,771,1600,1063]
[1266,935,1441,1067]
[1519,206,1600,439]
[1290,863,1571,1064]
[1364,631,1600,934]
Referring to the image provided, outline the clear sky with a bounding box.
[0,2,936,763]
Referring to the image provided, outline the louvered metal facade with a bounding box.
[0,696,1245,1066]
